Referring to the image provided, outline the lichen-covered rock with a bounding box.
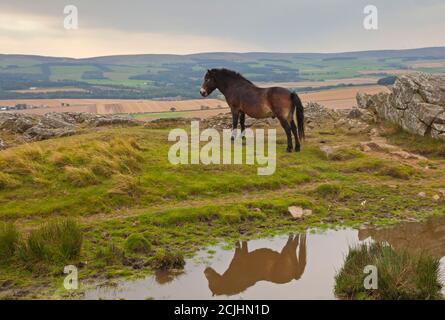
[357,73,445,141]
[0,112,142,148]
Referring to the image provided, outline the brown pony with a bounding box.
[200,68,305,152]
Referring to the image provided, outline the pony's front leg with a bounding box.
[231,111,240,141]
[239,112,246,139]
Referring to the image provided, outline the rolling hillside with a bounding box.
[1,47,445,100]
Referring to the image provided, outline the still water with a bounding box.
[84,216,445,300]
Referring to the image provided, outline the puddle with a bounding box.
[83,216,445,300]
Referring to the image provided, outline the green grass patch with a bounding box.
[335,242,443,300]
[151,248,185,271]
[18,219,83,267]
[125,233,152,254]
[0,222,19,262]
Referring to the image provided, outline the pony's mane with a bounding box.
[211,68,254,85]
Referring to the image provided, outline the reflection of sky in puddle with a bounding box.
[84,216,445,300]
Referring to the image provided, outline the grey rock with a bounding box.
[357,73,445,141]
[0,112,142,148]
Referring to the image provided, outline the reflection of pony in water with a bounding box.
[204,234,307,296]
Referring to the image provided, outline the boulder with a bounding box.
[24,126,77,141]
[357,73,445,141]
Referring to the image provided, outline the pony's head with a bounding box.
[200,69,218,97]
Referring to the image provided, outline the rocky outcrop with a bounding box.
[0,112,140,146]
[357,73,445,141]
[203,102,350,131]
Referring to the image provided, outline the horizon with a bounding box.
[2,45,445,60]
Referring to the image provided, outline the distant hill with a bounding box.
[1,47,445,100]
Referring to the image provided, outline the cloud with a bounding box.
[0,0,444,56]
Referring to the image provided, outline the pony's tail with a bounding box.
[291,92,305,140]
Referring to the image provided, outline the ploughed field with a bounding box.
[0,109,444,299]
[0,85,389,118]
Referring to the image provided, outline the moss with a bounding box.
[124,233,151,254]
[330,148,364,161]
[151,248,185,271]
[95,243,125,266]
[378,164,415,180]
[313,183,342,198]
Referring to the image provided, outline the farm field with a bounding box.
[2,47,445,100]
[0,85,389,118]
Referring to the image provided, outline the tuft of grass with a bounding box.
[125,233,151,254]
[0,223,19,262]
[335,242,443,300]
[314,183,342,198]
[378,164,415,180]
[64,166,99,187]
[330,148,364,161]
[108,174,142,198]
[95,243,125,266]
[151,248,185,271]
[0,172,20,190]
[19,219,83,266]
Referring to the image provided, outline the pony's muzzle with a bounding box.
[200,88,208,97]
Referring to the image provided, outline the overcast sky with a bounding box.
[0,0,444,58]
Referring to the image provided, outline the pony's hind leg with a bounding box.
[290,120,301,152]
[278,116,293,152]
[231,110,239,141]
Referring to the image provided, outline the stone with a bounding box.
[390,150,427,160]
[433,194,440,201]
[359,142,372,152]
[288,206,304,219]
[418,192,426,198]
[319,145,335,158]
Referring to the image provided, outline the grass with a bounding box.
[335,242,443,300]
[151,249,185,271]
[125,234,151,254]
[0,120,444,298]
[131,112,190,120]
[381,122,445,159]
[0,223,19,262]
[18,219,83,267]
